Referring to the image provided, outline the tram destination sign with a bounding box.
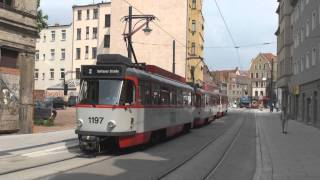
[81,65,125,78]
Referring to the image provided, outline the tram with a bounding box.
[75,54,228,152]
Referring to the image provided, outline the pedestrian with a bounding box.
[281,103,288,134]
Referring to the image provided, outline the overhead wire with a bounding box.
[213,0,242,70]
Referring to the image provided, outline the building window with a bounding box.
[77,28,81,40]
[92,47,97,59]
[85,46,89,59]
[60,68,65,79]
[93,9,98,19]
[105,14,111,27]
[50,49,55,60]
[301,56,304,72]
[192,20,196,33]
[256,82,258,87]
[192,0,196,9]
[191,42,196,55]
[306,52,310,69]
[256,73,258,78]
[76,68,81,79]
[34,69,39,79]
[255,91,258,97]
[43,54,45,61]
[42,73,45,80]
[104,35,110,48]
[77,10,82,20]
[86,9,90,20]
[312,48,316,66]
[35,50,39,61]
[61,48,65,60]
[43,34,46,42]
[0,0,14,7]
[251,73,253,78]
[51,31,55,41]
[86,26,89,40]
[260,91,264,96]
[92,27,97,39]
[306,20,310,37]
[50,69,54,80]
[312,11,316,30]
[254,65,257,70]
[61,30,66,41]
[76,48,81,60]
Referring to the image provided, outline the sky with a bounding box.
[40,0,278,71]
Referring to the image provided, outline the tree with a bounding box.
[36,0,48,33]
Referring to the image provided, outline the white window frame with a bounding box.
[61,30,66,41]
[50,69,54,80]
[61,49,66,60]
[34,69,39,79]
[50,49,55,60]
[312,48,316,66]
[60,68,65,80]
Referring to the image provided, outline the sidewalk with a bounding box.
[33,108,76,133]
[256,111,320,180]
[0,129,77,154]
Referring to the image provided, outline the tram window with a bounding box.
[145,82,151,105]
[170,89,177,105]
[160,88,170,105]
[139,81,145,104]
[151,83,160,105]
[177,89,183,105]
[119,80,135,105]
[182,91,191,106]
[79,80,123,105]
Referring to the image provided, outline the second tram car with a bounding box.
[75,54,228,151]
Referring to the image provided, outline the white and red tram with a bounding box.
[75,54,228,151]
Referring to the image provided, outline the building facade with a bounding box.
[0,0,38,133]
[35,24,72,92]
[72,2,111,79]
[213,68,250,105]
[110,0,188,78]
[277,0,320,126]
[249,53,277,106]
[185,0,207,87]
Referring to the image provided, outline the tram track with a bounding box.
[0,146,116,177]
[155,112,247,180]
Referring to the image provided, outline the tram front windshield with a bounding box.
[79,80,135,106]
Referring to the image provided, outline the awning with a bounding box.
[47,79,79,91]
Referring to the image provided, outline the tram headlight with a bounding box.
[76,119,83,129]
[107,120,116,129]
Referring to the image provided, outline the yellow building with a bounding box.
[186,0,207,87]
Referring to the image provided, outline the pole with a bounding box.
[270,59,274,102]
[173,40,176,74]
[128,6,133,60]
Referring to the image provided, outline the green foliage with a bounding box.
[36,0,48,33]
[34,119,54,126]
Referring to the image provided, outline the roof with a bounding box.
[261,53,277,63]
[72,1,111,9]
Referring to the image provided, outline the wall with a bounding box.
[110,0,188,77]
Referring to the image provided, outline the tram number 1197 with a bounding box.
[88,117,104,124]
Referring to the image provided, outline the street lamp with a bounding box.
[122,7,156,64]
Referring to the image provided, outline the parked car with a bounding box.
[34,100,57,121]
[45,97,66,109]
[67,96,78,107]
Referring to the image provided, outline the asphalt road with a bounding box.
[39,110,257,180]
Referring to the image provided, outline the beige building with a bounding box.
[249,53,277,106]
[35,24,72,92]
[0,0,38,133]
[72,2,111,79]
[110,0,188,77]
